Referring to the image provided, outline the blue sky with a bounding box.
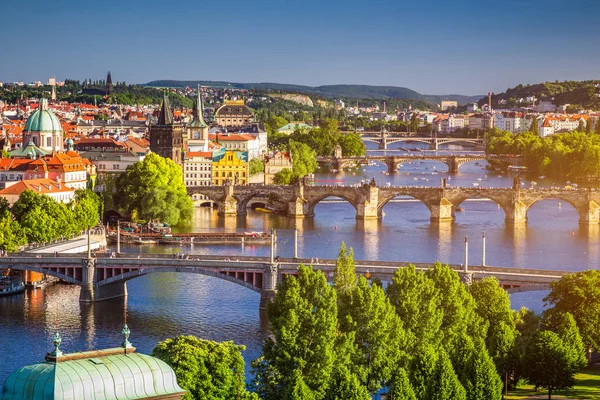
[2,0,599,95]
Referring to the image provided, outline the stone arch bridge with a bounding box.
[0,254,568,305]
[188,183,600,224]
[359,135,486,150]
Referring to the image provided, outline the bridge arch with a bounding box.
[447,192,511,221]
[7,264,82,285]
[377,192,435,218]
[525,197,582,224]
[307,194,359,217]
[97,267,262,293]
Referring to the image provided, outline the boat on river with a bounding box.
[0,276,25,297]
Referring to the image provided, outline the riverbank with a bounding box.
[507,364,600,399]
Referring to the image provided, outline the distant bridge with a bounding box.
[0,254,568,305]
[188,183,600,224]
[340,132,486,150]
[316,154,521,174]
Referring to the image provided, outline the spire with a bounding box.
[158,91,173,125]
[188,86,207,128]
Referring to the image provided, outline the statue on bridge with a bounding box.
[512,177,521,189]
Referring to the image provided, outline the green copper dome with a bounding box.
[0,350,185,400]
[24,99,62,133]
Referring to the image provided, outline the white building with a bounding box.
[208,133,261,160]
[184,151,213,187]
[0,178,75,205]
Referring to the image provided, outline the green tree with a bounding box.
[289,140,317,181]
[469,277,517,381]
[530,117,539,136]
[409,344,438,399]
[586,118,594,134]
[544,270,600,350]
[577,119,586,132]
[387,265,443,351]
[428,349,466,400]
[115,153,193,225]
[389,368,416,400]
[523,331,577,399]
[72,189,102,232]
[273,168,293,185]
[337,133,366,156]
[542,311,587,369]
[255,265,337,398]
[0,210,26,252]
[333,242,357,294]
[152,335,253,400]
[282,370,316,400]
[338,277,406,393]
[249,158,264,175]
[465,342,503,400]
[0,197,10,215]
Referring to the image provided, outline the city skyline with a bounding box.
[2,0,600,95]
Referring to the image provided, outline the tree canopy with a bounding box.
[115,153,193,225]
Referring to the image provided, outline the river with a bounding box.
[1,145,597,383]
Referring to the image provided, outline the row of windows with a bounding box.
[185,173,210,179]
[213,171,246,178]
[186,181,212,187]
[184,165,211,171]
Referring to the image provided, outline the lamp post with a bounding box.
[117,220,121,254]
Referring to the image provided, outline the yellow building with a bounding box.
[212,150,249,185]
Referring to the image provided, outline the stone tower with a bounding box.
[149,92,184,165]
[186,87,209,152]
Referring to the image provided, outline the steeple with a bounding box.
[158,91,173,125]
[188,87,207,128]
[106,71,113,95]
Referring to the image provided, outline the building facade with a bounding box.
[212,150,248,186]
[264,151,292,184]
[214,100,253,127]
[184,151,213,187]
[22,98,64,152]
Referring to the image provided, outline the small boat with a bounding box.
[133,238,157,245]
[0,277,25,297]
[539,175,546,179]
[456,207,465,212]
[244,231,266,237]
[472,182,480,187]
[255,207,273,213]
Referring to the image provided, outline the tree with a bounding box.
[338,277,406,394]
[152,336,254,400]
[256,265,337,398]
[337,133,366,157]
[333,242,357,294]
[115,153,193,225]
[465,342,503,400]
[0,210,26,252]
[72,189,101,232]
[273,168,293,185]
[530,117,539,136]
[544,270,600,350]
[523,331,577,399]
[586,118,594,134]
[388,368,416,400]
[409,344,438,399]
[577,119,586,132]
[0,197,10,215]
[387,265,443,351]
[427,349,466,400]
[289,140,317,181]
[249,158,264,175]
[469,278,517,381]
[542,311,587,369]
[595,118,600,135]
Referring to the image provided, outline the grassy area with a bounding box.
[506,364,600,399]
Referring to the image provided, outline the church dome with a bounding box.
[24,99,62,133]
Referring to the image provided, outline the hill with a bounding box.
[143,80,481,105]
[480,80,600,110]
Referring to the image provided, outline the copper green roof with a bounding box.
[0,348,185,400]
[24,99,62,133]
[9,140,50,158]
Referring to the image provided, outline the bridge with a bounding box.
[188,182,600,224]
[349,132,486,150]
[0,253,570,305]
[316,154,520,174]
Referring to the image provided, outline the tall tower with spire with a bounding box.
[186,87,209,152]
[106,71,113,95]
[149,92,184,165]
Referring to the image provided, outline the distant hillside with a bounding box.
[143,80,481,105]
[480,80,600,110]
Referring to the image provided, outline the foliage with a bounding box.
[338,276,406,393]
[115,153,193,226]
[469,277,517,380]
[333,242,357,294]
[465,341,503,400]
[542,311,588,370]
[152,335,254,400]
[428,349,467,400]
[249,158,265,175]
[486,129,600,183]
[273,168,294,185]
[523,331,578,398]
[254,265,337,399]
[72,189,102,231]
[0,210,26,252]
[544,270,600,350]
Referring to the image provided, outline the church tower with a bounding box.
[149,92,184,165]
[106,71,113,95]
[186,87,209,152]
